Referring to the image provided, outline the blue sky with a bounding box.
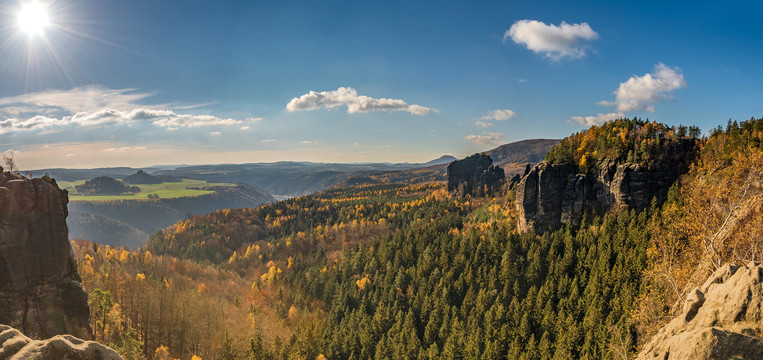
[1,0,762,169]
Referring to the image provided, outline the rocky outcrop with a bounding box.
[637,262,763,360]
[0,324,122,359]
[0,174,91,339]
[515,159,681,233]
[447,154,505,195]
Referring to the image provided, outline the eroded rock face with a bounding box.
[0,324,122,360]
[446,154,505,195]
[637,262,763,360]
[0,175,91,340]
[515,159,681,233]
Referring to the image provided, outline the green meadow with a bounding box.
[59,179,236,201]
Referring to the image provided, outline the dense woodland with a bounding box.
[73,117,763,360]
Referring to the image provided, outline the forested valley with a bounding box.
[74,117,763,360]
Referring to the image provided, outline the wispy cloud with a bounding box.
[0,86,259,134]
[286,87,436,115]
[505,20,598,61]
[569,112,625,126]
[599,63,687,112]
[481,109,517,121]
[475,109,516,128]
[465,132,504,145]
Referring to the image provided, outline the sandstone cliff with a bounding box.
[446,154,505,195]
[0,324,121,360]
[515,158,681,233]
[637,262,763,359]
[0,173,91,339]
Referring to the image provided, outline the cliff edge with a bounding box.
[0,172,91,339]
[515,158,681,233]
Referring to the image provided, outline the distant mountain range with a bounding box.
[29,139,559,197]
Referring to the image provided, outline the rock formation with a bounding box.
[0,325,122,360]
[637,262,763,360]
[0,174,91,339]
[446,154,505,195]
[515,158,682,233]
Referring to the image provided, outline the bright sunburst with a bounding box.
[18,1,49,36]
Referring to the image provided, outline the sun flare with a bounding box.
[18,1,49,36]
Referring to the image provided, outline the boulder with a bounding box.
[0,176,91,340]
[0,325,122,360]
[637,262,763,360]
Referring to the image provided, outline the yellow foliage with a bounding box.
[154,345,171,360]
[135,273,146,281]
[197,283,209,294]
[144,251,154,266]
[356,276,371,290]
[191,355,202,360]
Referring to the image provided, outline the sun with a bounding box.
[18,1,50,36]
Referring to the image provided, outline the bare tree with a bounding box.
[3,152,17,173]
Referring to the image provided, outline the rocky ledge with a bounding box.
[0,324,122,360]
[0,173,91,339]
[637,262,763,359]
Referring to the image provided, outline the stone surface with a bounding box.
[446,154,505,195]
[0,325,122,360]
[637,262,763,360]
[515,158,681,233]
[0,175,91,340]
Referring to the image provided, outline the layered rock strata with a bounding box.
[0,174,91,339]
[515,159,681,233]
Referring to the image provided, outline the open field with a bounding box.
[59,179,236,201]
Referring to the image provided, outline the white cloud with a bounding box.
[300,140,316,145]
[0,86,260,134]
[465,132,504,145]
[240,125,250,130]
[286,87,436,115]
[475,121,494,128]
[505,20,598,60]
[569,112,625,126]
[261,139,276,143]
[0,108,243,134]
[210,131,222,136]
[601,63,687,112]
[481,109,517,121]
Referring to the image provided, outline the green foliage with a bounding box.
[88,288,114,340]
[75,176,141,196]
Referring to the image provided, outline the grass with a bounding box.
[59,179,236,201]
